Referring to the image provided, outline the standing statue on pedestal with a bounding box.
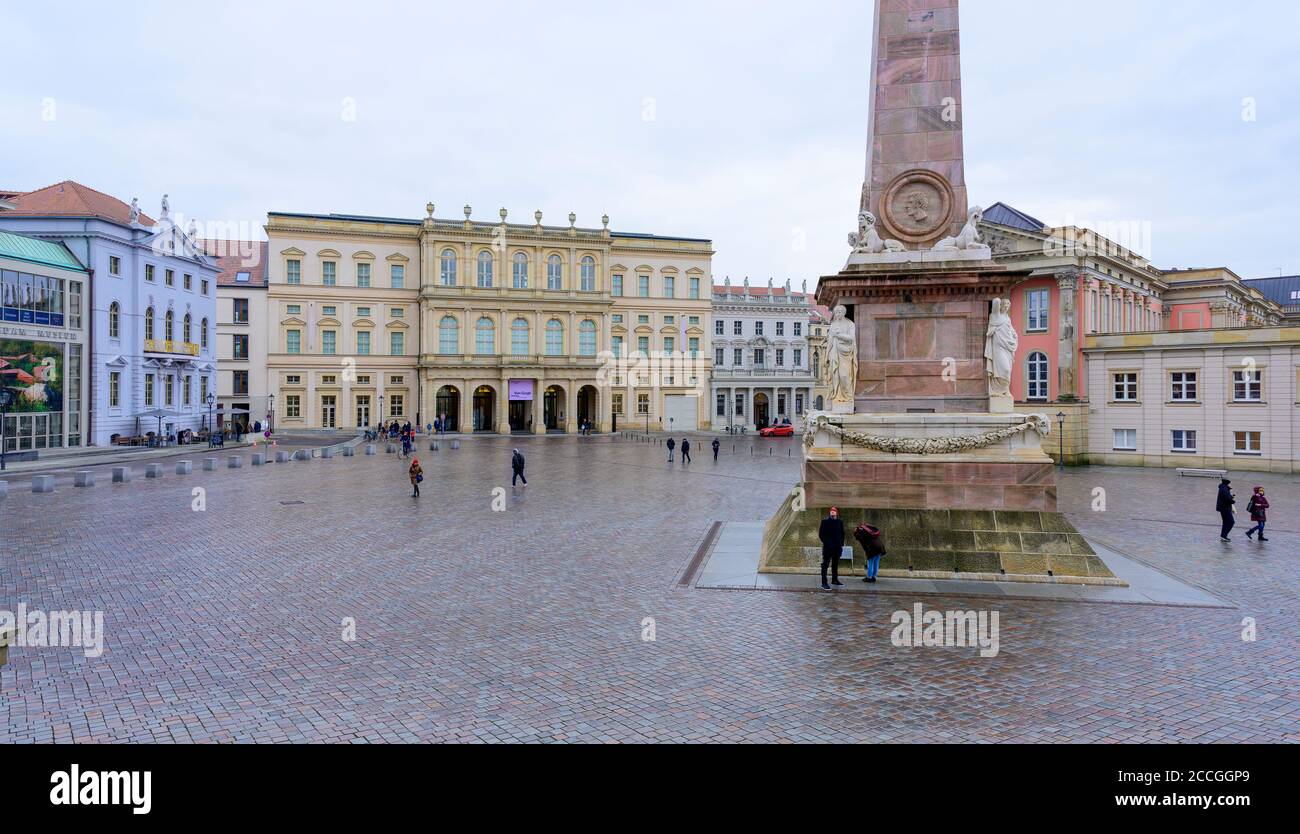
[984,298,1018,413]
[826,305,858,414]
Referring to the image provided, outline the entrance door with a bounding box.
[356,395,371,428]
[577,386,597,431]
[753,393,769,430]
[508,400,529,432]
[543,386,563,431]
[435,386,460,433]
[472,386,495,432]
[321,395,337,428]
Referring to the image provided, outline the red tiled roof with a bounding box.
[712,283,806,298]
[0,180,156,226]
[205,240,268,287]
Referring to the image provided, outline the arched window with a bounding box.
[475,316,495,355]
[545,319,564,356]
[183,313,192,343]
[109,302,120,339]
[439,316,459,354]
[476,251,494,288]
[812,350,820,378]
[547,254,563,291]
[580,256,596,292]
[201,318,208,349]
[165,309,174,341]
[815,396,825,411]
[579,319,597,357]
[512,252,529,289]
[511,318,530,355]
[440,249,458,286]
[1026,351,1049,401]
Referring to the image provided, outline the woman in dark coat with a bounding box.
[1245,487,1270,542]
[854,522,887,584]
[818,507,846,591]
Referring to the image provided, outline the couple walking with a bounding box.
[818,507,886,591]
[1217,479,1270,542]
[666,438,691,464]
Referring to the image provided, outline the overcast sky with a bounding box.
[4,0,1298,284]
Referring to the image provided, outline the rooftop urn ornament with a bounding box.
[129,198,140,224]
[602,214,610,230]
[568,212,577,228]
[499,207,508,223]
[426,202,435,218]
[463,204,472,219]
[534,209,543,227]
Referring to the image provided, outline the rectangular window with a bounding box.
[637,394,649,414]
[286,375,301,386]
[1234,431,1262,455]
[664,276,675,298]
[109,372,120,407]
[796,393,804,415]
[735,393,746,417]
[776,322,785,336]
[663,337,675,353]
[391,264,405,289]
[612,336,624,358]
[1171,430,1197,452]
[357,307,371,319]
[165,269,175,287]
[322,330,336,355]
[322,306,337,317]
[183,273,192,291]
[201,279,209,296]
[390,307,404,318]
[200,376,208,405]
[776,349,785,366]
[164,376,174,406]
[390,331,405,356]
[1027,288,1050,332]
[715,348,724,366]
[1113,428,1137,451]
[287,304,302,315]
[754,349,765,366]
[794,322,802,337]
[755,322,764,336]
[612,393,624,415]
[717,394,726,416]
[353,263,369,287]
[1113,372,1139,402]
[1170,371,1198,402]
[688,337,699,358]
[286,395,301,418]
[109,256,121,276]
[286,260,301,285]
[1232,369,1262,402]
[689,277,700,299]
[794,349,802,366]
[638,275,649,297]
[145,264,155,282]
[232,334,249,359]
[638,315,650,325]
[613,275,623,296]
[321,375,337,386]
[144,374,155,407]
[233,298,249,323]
[734,348,742,365]
[637,336,649,354]
[232,371,249,396]
[322,262,336,286]
[715,320,724,336]
[389,394,404,418]
[357,331,371,355]
[287,330,301,354]
[733,321,742,336]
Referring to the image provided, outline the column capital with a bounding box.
[1054,266,1083,290]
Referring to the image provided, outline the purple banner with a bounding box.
[508,379,534,402]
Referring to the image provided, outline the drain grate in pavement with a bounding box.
[678,521,722,588]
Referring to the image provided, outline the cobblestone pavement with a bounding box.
[1,435,1296,743]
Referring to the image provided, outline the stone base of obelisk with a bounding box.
[759,412,1125,586]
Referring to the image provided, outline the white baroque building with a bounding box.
[710,279,815,430]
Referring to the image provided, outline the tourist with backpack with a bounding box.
[1245,487,1270,542]
[854,521,887,584]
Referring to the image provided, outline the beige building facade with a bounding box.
[263,205,713,433]
[1084,326,1300,474]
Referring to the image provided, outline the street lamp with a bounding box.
[1056,411,1066,469]
[267,393,275,437]
[0,389,12,471]
[205,392,215,448]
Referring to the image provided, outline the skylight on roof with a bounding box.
[235,271,250,282]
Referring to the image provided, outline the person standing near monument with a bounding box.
[819,508,846,591]
[1217,479,1236,542]
[826,306,858,412]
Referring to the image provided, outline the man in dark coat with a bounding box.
[1216,479,1236,542]
[712,438,721,461]
[512,448,527,487]
[666,437,675,463]
[818,507,846,591]
[681,439,691,464]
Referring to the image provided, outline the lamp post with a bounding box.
[1056,411,1066,469]
[267,393,275,437]
[205,392,215,448]
[0,389,12,471]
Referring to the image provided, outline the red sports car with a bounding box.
[759,424,795,438]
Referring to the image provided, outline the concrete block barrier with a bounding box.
[365,445,376,456]
[252,453,266,466]
[228,456,243,469]
[386,444,398,454]
[294,449,311,461]
[32,475,55,493]
[450,440,461,450]
[430,442,440,451]
[112,466,132,483]
[276,451,290,463]
[175,461,193,475]
[342,446,355,457]
[203,458,219,471]
[74,471,95,488]
[145,464,164,479]
[321,448,335,459]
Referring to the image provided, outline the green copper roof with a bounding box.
[0,229,87,273]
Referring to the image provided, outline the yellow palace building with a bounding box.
[263,204,714,434]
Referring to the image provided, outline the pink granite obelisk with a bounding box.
[860,0,967,249]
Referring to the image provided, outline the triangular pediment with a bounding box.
[281,316,306,327]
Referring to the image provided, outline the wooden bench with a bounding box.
[1177,468,1228,478]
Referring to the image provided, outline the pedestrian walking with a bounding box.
[666,437,676,463]
[854,521,887,584]
[408,457,423,497]
[712,437,720,461]
[819,507,846,591]
[1217,478,1236,542]
[1245,487,1270,542]
[512,448,527,486]
[681,438,691,464]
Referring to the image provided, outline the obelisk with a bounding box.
[860,0,967,249]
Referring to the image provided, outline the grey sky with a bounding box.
[3,0,1297,283]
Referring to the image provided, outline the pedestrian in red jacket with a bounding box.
[1245,487,1270,542]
